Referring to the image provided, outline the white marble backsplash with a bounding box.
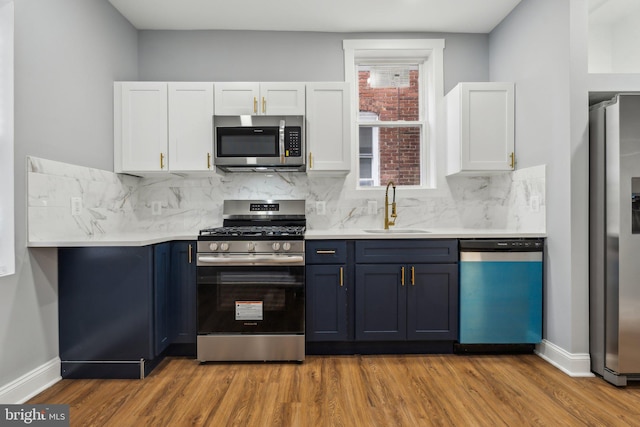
[27,157,139,241]
[27,156,545,241]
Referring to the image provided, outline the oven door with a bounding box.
[197,264,304,335]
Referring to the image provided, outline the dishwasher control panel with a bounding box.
[459,238,544,251]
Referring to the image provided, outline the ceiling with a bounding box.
[108,0,522,33]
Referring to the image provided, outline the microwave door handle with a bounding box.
[279,120,285,164]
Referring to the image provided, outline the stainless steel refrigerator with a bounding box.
[590,94,640,386]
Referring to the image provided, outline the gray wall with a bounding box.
[138,30,489,94]
[490,0,590,355]
[0,0,137,394]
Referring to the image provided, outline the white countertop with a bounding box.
[27,232,198,248]
[27,228,545,248]
[305,228,546,239]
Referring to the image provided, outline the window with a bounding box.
[0,0,14,277]
[344,39,444,190]
[358,111,379,186]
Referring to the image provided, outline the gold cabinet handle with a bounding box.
[188,244,193,264]
[510,152,515,169]
[401,266,405,286]
[316,250,336,254]
[262,96,266,114]
[411,266,415,286]
[309,152,313,169]
[160,152,165,169]
[253,97,257,114]
[339,266,344,287]
[207,152,211,169]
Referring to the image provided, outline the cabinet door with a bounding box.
[406,264,459,341]
[116,82,168,173]
[355,264,406,341]
[446,82,514,174]
[306,264,348,342]
[154,243,172,356]
[260,83,306,115]
[168,83,214,172]
[214,82,260,115]
[306,82,351,173]
[461,83,514,171]
[171,241,197,345]
[59,247,154,375]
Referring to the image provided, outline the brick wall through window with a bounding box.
[359,70,420,185]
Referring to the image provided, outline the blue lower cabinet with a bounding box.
[355,264,406,341]
[58,242,186,379]
[306,264,348,341]
[305,241,349,342]
[170,241,197,345]
[154,243,172,356]
[355,263,458,341]
[306,239,459,354]
[407,264,458,341]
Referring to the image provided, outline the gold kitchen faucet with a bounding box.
[384,181,397,230]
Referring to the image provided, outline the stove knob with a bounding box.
[220,243,230,252]
[247,242,256,251]
[282,242,291,252]
[272,242,281,251]
[209,243,219,251]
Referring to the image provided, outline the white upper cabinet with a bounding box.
[115,82,214,175]
[214,82,305,116]
[306,82,351,173]
[260,83,306,115]
[445,82,515,175]
[115,82,168,173]
[168,83,214,172]
[213,82,259,115]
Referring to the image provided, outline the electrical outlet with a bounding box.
[368,200,377,215]
[316,201,326,216]
[152,201,162,216]
[70,197,82,216]
[530,195,540,213]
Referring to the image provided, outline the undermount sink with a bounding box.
[363,229,430,234]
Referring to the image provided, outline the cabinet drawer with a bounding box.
[306,240,347,264]
[355,239,458,264]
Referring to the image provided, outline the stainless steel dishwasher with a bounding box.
[457,238,544,352]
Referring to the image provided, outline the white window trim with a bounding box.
[0,0,14,277]
[358,111,380,187]
[343,39,445,199]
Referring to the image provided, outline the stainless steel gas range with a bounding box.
[196,200,305,362]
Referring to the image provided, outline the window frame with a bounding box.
[343,39,445,196]
[0,0,14,277]
[358,111,380,187]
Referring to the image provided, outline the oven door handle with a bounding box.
[197,254,304,266]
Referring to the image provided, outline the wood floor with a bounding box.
[28,354,640,426]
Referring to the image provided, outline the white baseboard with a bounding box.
[0,357,61,404]
[535,339,594,377]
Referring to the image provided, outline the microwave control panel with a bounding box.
[284,127,302,157]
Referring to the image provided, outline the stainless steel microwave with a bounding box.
[214,116,305,172]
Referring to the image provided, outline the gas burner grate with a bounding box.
[199,225,306,237]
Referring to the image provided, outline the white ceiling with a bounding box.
[107,0,522,33]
